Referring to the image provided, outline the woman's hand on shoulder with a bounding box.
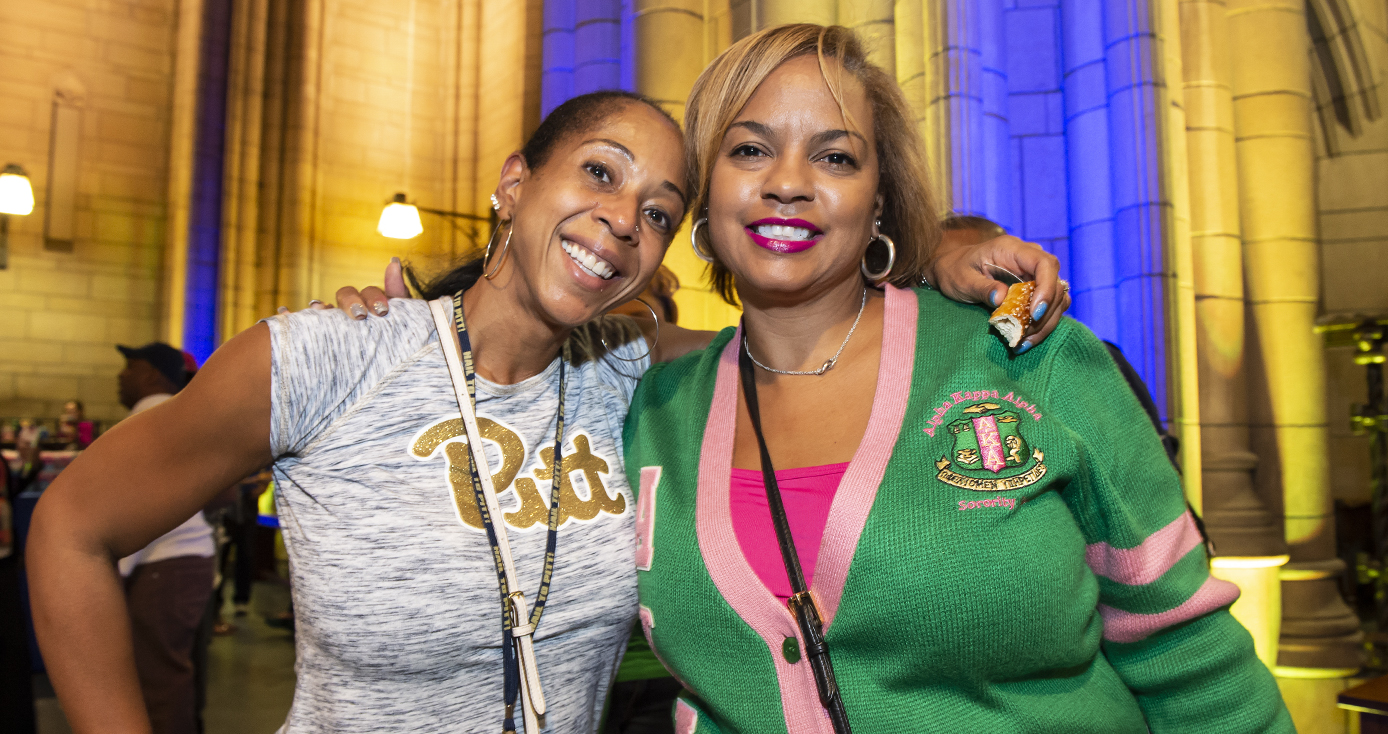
[330,257,413,319]
[926,233,1070,351]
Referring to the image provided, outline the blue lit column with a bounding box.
[1103,0,1169,421]
[185,0,234,363]
[542,0,576,116]
[575,0,622,94]
[1003,1,1066,267]
[978,0,1014,232]
[1059,0,1117,340]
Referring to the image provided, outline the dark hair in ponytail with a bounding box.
[412,91,682,302]
[408,259,486,301]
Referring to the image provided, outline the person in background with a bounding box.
[1,438,37,734]
[55,401,94,450]
[211,468,271,635]
[115,343,218,734]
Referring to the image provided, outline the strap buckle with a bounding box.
[507,592,547,729]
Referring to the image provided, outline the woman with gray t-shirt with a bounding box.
[27,88,1061,734]
[30,91,705,734]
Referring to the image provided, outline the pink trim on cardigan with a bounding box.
[695,332,832,734]
[674,699,699,734]
[636,467,661,571]
[1097,576,1241,643]
[693,285,917,733]
[639,605,690,689]
[1084,512,1203,586]
[814,285,917,626]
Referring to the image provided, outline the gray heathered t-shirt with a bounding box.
[264,298,647,733]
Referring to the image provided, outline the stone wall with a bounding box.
[1317,0,1388,507]
[0,0,178,424]
[215,0,543,338]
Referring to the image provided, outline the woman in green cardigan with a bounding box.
[623,24,1292,734]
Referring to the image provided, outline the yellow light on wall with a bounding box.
[0,164,35,215]
[377,192,423,239]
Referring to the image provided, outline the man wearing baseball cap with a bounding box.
[114,343,216,734]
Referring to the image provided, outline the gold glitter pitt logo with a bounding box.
[410,416,626,531]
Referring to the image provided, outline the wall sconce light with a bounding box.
[377,193,424,239]
[0,164,35,269]
[377,191,490,240]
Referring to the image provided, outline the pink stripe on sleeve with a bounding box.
[1097,576,1241,643]
[1084,512,1204,586]
[675,699,699,734]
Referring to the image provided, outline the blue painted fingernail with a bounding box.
[1032,301,1048,321]
[989,291,1000,308]
[1015,341,1033,355]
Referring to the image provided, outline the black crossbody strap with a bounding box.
[738,333,853,734]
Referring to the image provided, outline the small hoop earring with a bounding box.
[601,298,659,362]
[483,220,513,280]
[690,217,714,263]
[861,232,895,282]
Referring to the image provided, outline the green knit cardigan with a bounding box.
[622,286,1292,734]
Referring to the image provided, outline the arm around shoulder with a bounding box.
[642,319,716,365]
[26,323,274,734]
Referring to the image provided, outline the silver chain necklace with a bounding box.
[744,288,868,376]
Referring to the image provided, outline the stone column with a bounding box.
[1227,0,1360,673]
[894,0,924,119]
[634,0,703,122]
[839,0,894,70]
[477,0,532,213]
[220,0,271,337]
[1179,0,1288,669]
[542,0,576,116]
[162,0,206,346]
[574,0,622,93]
[1153,0,1201,524]
[757,0,836,29]
[1059,0,1117,339]
[921,0,987,214]
[635,0,741,330]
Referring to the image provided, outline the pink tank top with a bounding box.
[730,462,850,603]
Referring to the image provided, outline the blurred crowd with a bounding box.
[2,342,277,734]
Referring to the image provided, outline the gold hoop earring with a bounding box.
[601,298,659,362]
[861,232,895,282]
[690,217,714,263]
[483,220,513,280]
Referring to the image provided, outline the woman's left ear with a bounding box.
[873,194,885,223]
[493,152,530,220]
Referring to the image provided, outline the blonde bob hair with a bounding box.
[684,24,942,305]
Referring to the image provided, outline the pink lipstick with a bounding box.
[745,218,823,254]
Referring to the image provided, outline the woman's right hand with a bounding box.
[334,257,413,318]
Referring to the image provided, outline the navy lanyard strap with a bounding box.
[452,292,567,733]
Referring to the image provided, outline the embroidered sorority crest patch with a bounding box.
[934,402,1047,492]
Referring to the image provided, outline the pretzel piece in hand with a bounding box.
[989,281,1036,349]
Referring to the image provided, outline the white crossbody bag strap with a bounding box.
[428,297,546,731]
